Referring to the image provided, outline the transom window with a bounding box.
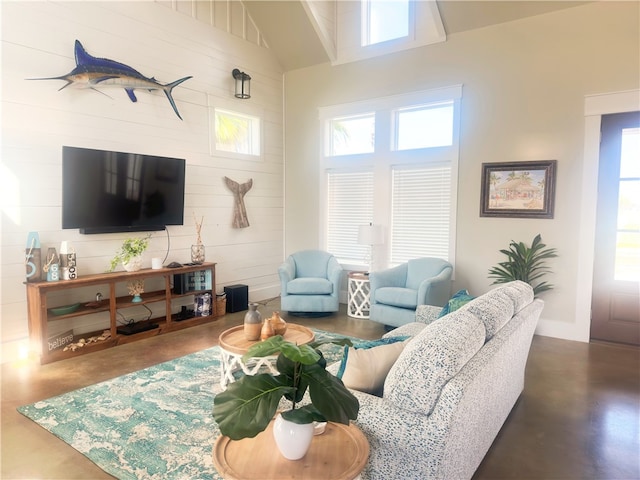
[394,101,454,150]
[212,107,261,157]
[329,114,375,156]
[362,0,410,46]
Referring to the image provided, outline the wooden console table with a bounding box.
[26,263,217,364]
[213,420,369,480]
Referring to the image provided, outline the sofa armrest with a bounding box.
[416,266,452,307]
[382,322,428,339]
[415,305,442,324]
[350,390,447,479]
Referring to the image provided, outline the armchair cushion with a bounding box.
[286,278,334,295]
[374,287,417,309]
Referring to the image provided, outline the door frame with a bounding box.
[575,89,640,342]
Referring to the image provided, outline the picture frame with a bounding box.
[480,160,557,218]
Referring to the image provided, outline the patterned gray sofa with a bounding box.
[347,280,543,480]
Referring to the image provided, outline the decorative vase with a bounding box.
[260,318,275,341]
[123,256,143,272]
[270,311,287,336]
[272,413,315,460]
[244,303,263,341]
[132,294,142,303]
[191,244,205,264]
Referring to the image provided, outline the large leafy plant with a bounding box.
[213,335,359,440]
[488,233,557,295]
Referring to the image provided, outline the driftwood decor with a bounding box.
[224,177,253,228]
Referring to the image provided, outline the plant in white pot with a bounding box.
[107,235,151,272]
[213,335,359,460]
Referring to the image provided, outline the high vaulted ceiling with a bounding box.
[242,1,590,71]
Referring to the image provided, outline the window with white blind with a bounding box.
[326,170,374,264]
[320,86,461,270]
[391,165,451,263]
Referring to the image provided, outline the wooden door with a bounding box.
[591,111,640,345]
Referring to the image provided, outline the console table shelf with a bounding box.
[26,262,217,364]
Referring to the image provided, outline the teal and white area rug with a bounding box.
[18,329,357,480]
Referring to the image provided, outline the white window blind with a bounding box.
[327,170,374,264]
[391,165,451,263]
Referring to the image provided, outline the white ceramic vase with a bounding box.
[272,413,314,460]
[123,256,143,272]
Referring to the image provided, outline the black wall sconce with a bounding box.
[232,69,251,99]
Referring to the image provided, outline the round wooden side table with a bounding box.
[213,420,369,480]
[218,323,315,389]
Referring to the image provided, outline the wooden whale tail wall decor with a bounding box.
[224,176,253,228]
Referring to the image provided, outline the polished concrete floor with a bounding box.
[2,298,639,479]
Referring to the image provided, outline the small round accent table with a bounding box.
[218,323,315,389]
[213,420,369,480]
[347,272,371,319]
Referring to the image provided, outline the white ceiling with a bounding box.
[242,1,591,71]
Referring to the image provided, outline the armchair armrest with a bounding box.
[326,256,343,296]
[277,257,295,295]
[416,266,452,307]
[369,263,407,303]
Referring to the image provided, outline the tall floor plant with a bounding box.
[488,234,557,295]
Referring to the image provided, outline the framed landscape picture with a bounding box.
[480,160,557,218]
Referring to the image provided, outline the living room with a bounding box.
[1,0,639,478]
[2,1,639,363]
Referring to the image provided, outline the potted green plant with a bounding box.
[108,235,151,272]
[488,233,557,295]
[213,335,358,459]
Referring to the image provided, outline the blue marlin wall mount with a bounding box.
[30,40,192,120]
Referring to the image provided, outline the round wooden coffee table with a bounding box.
[213,420,369,480]
[218,323,315,389]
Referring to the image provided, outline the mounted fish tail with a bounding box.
[29,40,192,120]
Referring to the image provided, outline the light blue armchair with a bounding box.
[369,257,453,327]
[278,250,343,315]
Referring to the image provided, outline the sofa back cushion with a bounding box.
[462,281,534,341]
[384,311,486,415]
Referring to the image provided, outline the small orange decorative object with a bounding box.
[260,318,275,340]
[270,311,287,336]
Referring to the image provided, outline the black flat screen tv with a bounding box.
[62,146,186,234]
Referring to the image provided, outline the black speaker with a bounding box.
[224,284,248,313]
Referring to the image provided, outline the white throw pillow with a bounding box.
[341,340,409,396]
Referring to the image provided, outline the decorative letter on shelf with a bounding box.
[224,177,253,228]
[25,232,42,282]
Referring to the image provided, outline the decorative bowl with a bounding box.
[49,303,82,316]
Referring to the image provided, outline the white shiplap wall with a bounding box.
[1,0,284,363]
